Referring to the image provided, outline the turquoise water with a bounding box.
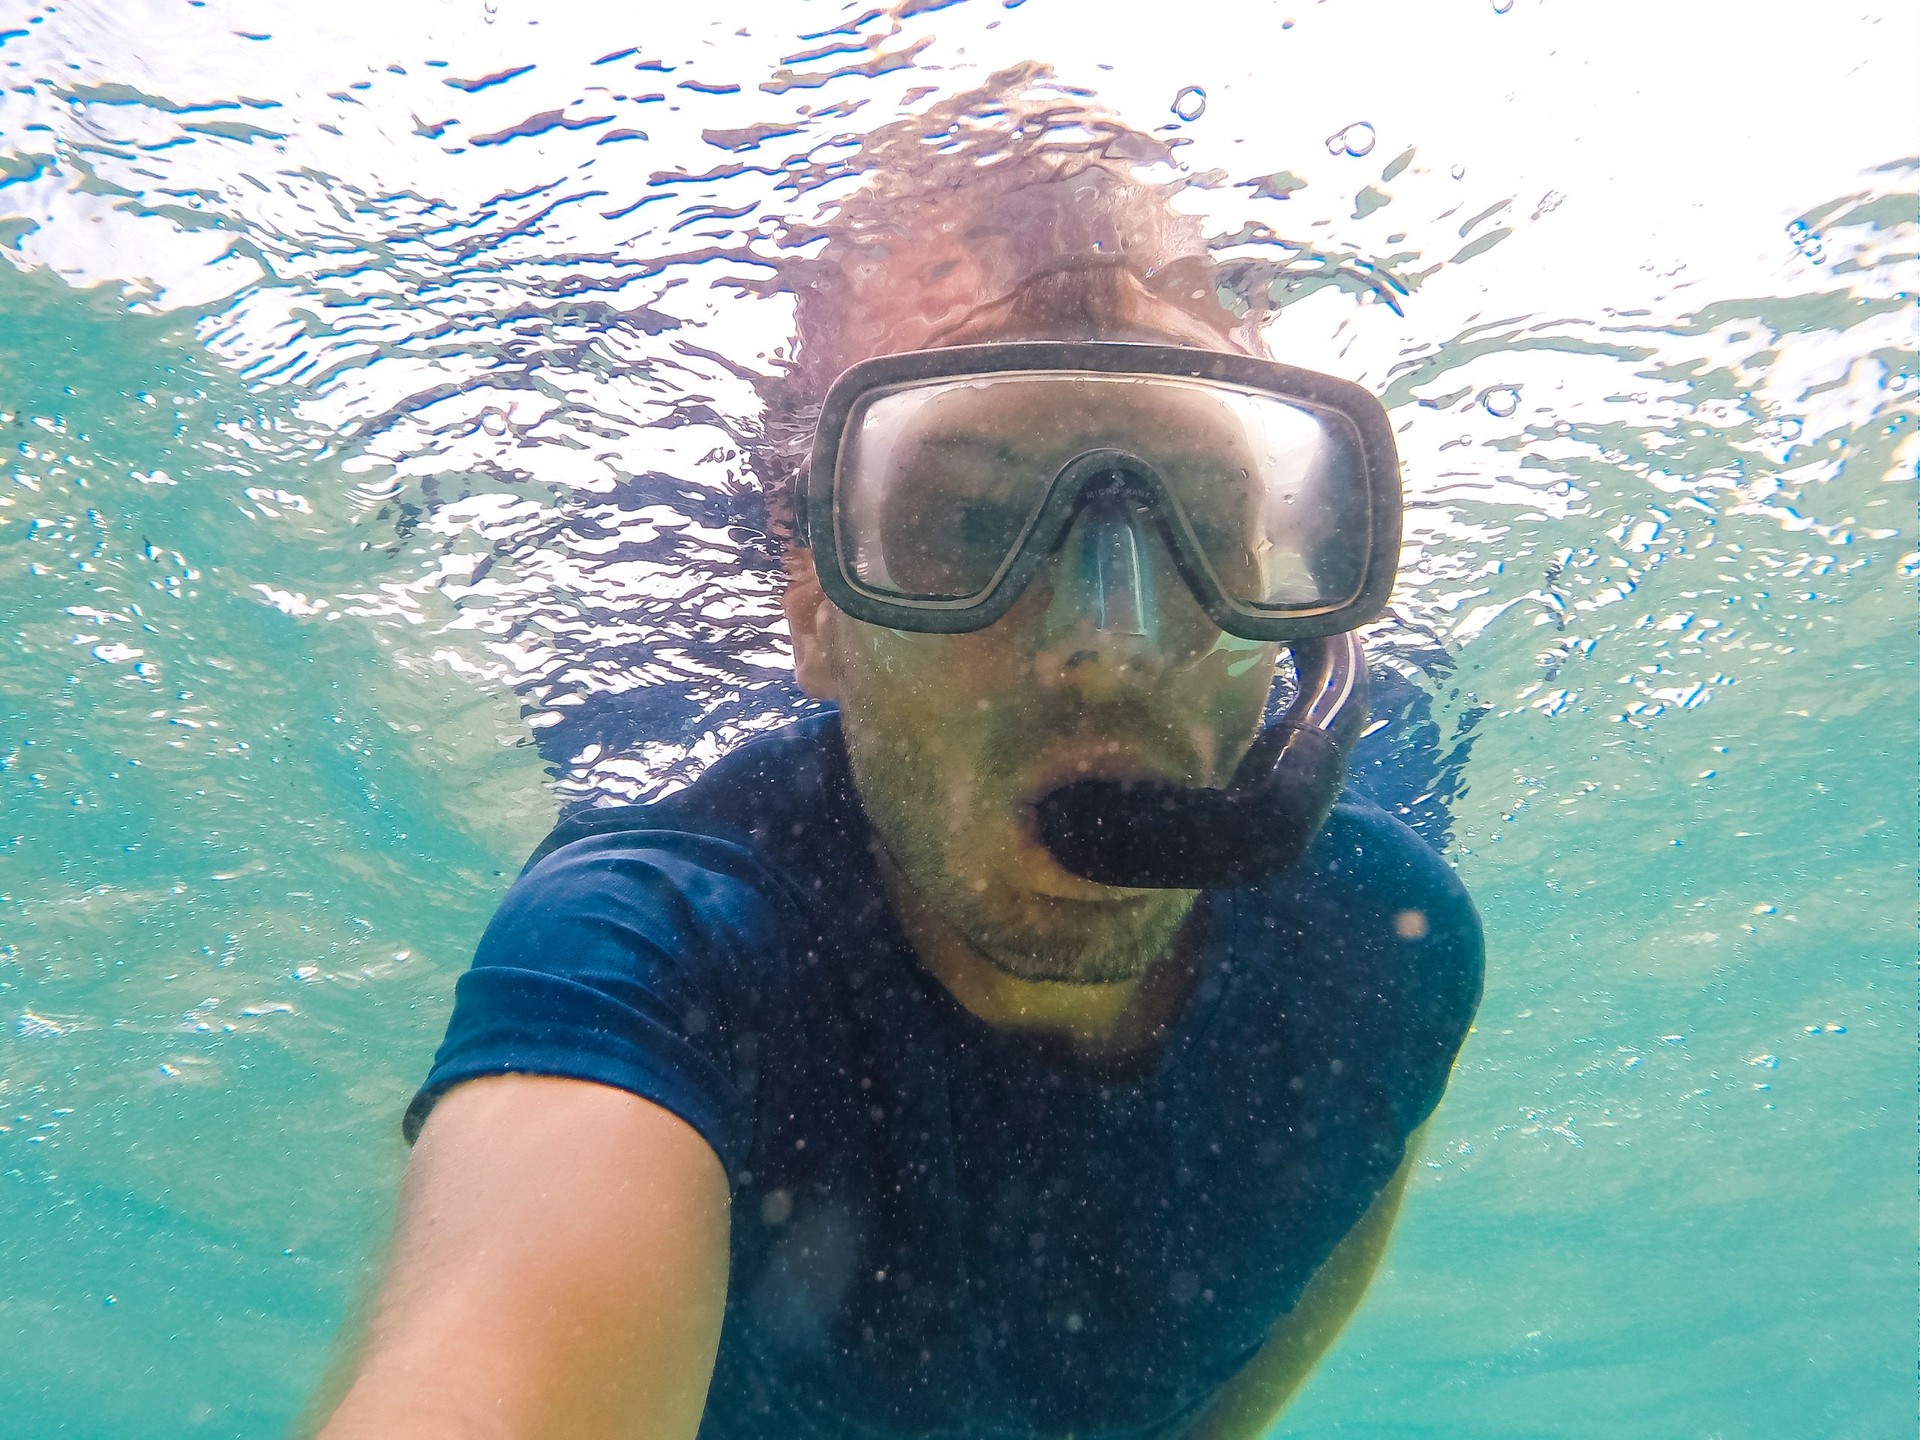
[2,4,1914,1437]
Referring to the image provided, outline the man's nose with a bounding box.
[1028,494,1176,699]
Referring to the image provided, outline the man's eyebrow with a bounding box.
[913,431,1242,485]
[913,430,1031,466]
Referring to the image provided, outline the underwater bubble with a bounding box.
[1325,122,1376,159]
[1481,386,1521,418]
[1786,219,1826,263]
[1491,0,1514,11]
[1170,86,1207,122]
[1450,163,1466,180]
[482,0,497,21]
[480,410,509,436]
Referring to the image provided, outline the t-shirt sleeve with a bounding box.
[402,832,772,1177]
[1303,798,1487,1136]
[1379,836,1484,1132]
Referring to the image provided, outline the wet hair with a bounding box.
[749,65,1261,550]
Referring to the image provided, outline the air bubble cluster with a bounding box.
[1325,121,1375,159]
[1786,219,1825,264]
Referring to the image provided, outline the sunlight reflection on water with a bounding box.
[3,3,1910,809]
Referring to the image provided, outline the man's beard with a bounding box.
[846,708,1201,985]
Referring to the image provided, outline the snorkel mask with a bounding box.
[801,341,1403,889]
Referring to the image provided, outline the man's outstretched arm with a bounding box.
[305,1075,731,1440]
[1182,1125,1426,1440]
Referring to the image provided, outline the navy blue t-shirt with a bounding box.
[407,713,1483,1440]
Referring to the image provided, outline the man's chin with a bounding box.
[965,892,1195,986]
[976,851,1197,967]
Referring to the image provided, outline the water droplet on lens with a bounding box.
[1170,86,1207,122]
[1482,386,1521,418]
[1325,121,1376,158]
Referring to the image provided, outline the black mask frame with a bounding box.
[800,340,1403,643]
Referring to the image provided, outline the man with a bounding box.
[313,113,1482,1440]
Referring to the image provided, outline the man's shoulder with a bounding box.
[524,710,855,875]
[1235,788,1484,1044]
[481,710,878,999]
[1313,788,1478,913]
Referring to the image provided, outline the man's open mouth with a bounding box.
[1014,740,1195,809]
[1007,745,1195,889]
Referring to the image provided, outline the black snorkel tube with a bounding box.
[1034,631,1368,890]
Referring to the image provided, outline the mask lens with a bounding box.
[832,371,1377,620]
[1153,386,1374,614]
[836,381,1055,599]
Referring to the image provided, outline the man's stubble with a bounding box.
[844,706,1200,986]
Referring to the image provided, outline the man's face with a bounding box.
[787,300,1281,986]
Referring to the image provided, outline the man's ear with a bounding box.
[781,547,842,701]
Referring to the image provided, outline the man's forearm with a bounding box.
[300,1077,730,1440]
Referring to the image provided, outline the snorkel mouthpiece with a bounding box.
[1035,633,1369,890]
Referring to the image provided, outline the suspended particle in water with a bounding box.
[1481,385,1521,418]
[1170,85,1207,122]
[1325,121,1375,158]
